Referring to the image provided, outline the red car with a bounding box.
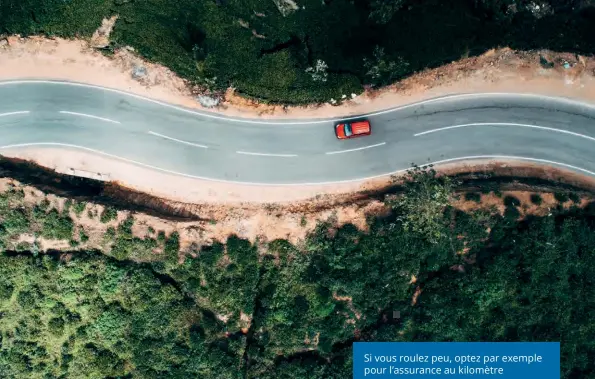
[335,119,371,139]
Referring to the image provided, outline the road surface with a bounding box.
[1,80,595,185]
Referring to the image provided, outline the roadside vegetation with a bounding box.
[1,0,594,103]
[0,167,594,377]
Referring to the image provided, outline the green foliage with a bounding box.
[368,0,405,24]
[79,229,89,243]
[1,208,30,235]
[100,206,118,223]
[0,174,594,377]
[63,199,72,212]
[568,192,581,204]
[503,206,520,222]
[554,192,570,203]
[0,252,240,378]
[109,216,159,261]
[503,195,521,207]
[412,214,595,378]
[363,46,409,87]
[34,208,74,240]
[3,0,591,104]
[387,164,455,244]
[530,193,543,205]
[464,192,482,203]
[154,235,259,326]
[0,281,14,300]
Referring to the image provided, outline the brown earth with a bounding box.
[1,161,593,258]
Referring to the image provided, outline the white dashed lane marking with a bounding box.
[414,122,595,142]
[325,142,386,155]
[236,151,297,157]
[147,131,208,149]
[59,111,121,124]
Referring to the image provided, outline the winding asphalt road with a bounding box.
[1,80,595,185]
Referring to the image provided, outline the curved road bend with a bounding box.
[1,80,595,185]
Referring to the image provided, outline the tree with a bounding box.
[386,164,456,244]
[363,46,409,87]
[368,0,405,24]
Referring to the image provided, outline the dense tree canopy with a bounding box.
[0,170,594,377]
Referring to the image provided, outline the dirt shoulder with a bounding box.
[1,35,595,119]
[0,162,592,252]
[2,34,595,206]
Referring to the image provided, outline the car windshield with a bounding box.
[344,123,353,136]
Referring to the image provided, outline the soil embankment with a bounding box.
[2,155,594,246]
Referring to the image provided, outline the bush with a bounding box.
[48,317,65,336]
[38,209,74,240]
[80,229,89,243]
[100,206,118,223]
[503,206,520,222]
[73,201,87,216]
[569,192,581,204]
[530,194,543,205]
[0,282,14,300]
[503,195,520,207]
[464,192,481,203]
[386,165,456,244]
[2,208,30,234]
[554,192,569,203]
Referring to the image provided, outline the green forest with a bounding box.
[1,0,594,103]
[0,168,594,378]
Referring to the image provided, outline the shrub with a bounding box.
[554,192,569,203]
[39,209,74,240]
[530,194,543,205]
[503,206,520,222]
[100,206,118,223]
[80,229,89,243]
[105,227,116,240]
[503,195,520,207]
[464,192,481,203]
[0,282,14,300]
[73,201,87,216]
[569,192,581,204]
[2,208,30,234]
[48,317,65,336]
[386,165,456,244]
